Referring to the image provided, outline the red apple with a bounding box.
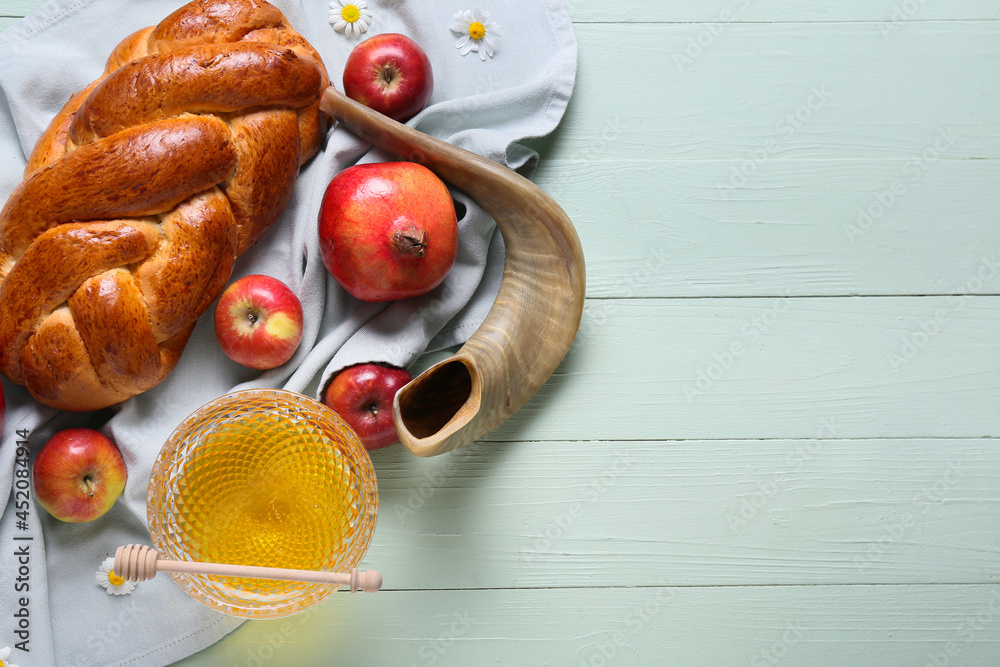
[32,428,127,523]
[343,33,433,122]
[318,161,458,302]
[324,363,413,450]
[214,274,304,370]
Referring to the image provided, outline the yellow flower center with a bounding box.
[468,21,486,40]
[108,570,126,586]
[341,5,360,22]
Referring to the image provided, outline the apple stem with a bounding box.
[391,228,427,258]
[84,476,95,498]
[377,62,400,90]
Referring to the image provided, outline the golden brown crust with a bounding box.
[153,0,289,46]
[1,116,238,257]
[0,0,329,410]
[0,221,163,383]
[223,108,302,253]
[69,269,165,393]
[104,27,158,72]
[69,43,323,144]
[22,309,135,410]
[134,189,238,341]
[24,83,99,177]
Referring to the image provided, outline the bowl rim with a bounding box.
[146,387,378,618]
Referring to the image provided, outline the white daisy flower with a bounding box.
[96,556,136,596]
[330,1,372,37]
[450,9,501,61]
[0,646,21,667]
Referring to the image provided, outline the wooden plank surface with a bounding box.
[567,1,1000,23]
[363,438,1000,588]
[0,0,45,17]
[172,585,1000,665]
[542,159,1000,297]
[3,0,999,665]
[497,297,1000,441]
[549,23,1000,161]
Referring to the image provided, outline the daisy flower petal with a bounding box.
[0,646,20,667]
[96,556,136,596]
[330,0,372,36]
[450,8,501,60]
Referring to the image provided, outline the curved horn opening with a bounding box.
[395,356,481,441]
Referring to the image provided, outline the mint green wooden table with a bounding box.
[5,1,1000,664]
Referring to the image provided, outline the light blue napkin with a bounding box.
[0,1,576,664]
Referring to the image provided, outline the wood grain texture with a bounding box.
[178,585,1000,666]
[566,1,1000,22]
[547,23,998,161]
[361,438,1000,589]
[494,297,1000,441]
[537,158,1000,297]
[0,1,47,18]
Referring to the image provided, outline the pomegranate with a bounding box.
[318,162,458,302]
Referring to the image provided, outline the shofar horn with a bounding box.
[319,87,586,457]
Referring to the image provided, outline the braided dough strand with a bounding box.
[0,0,329,411]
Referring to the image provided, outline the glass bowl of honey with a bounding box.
[147,388,378,619]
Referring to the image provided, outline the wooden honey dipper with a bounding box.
[114,544,383,593]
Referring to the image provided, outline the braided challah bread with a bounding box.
[0,0,329,411]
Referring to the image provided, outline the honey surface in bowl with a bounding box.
[176,411,359,595]
[148,389,378,618]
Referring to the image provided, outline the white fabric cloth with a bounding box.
[0,1,577,664]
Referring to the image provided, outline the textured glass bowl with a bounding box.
[147,389,378,619]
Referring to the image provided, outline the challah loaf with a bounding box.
[0,0,329,411]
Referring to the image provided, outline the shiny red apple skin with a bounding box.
[32,428,127,523]
[318,161,458,302]
[214,274,304,370]
[343,33,433,123]
[324,363,413,450]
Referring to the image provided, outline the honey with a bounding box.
[149,389,377,617]
[172,410,359,596]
